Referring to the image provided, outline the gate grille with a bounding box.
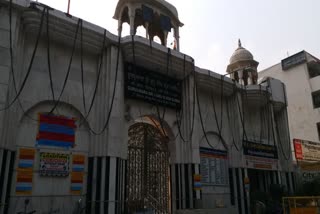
[127,122,170,213]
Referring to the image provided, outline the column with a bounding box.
[128,7,135,36]
[145,22,149,39]
[244,168,251,214]
[248,72,252,85]
[238,70,244,85]
[118,20,122,37]
[174,27,180,51]
[163,30,168,47]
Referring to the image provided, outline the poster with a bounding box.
[16,148,36,195]
[39,152,70,176]
[243,140,279,170]
[200,147,228,185]
[294,139,320,161]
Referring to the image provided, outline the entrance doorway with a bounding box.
[127,122,170,213]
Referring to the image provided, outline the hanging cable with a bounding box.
[174,54,187,142]
[78,29,107,127]
[226,94,240,151]
[189,61,196,140]
[208,71,223,143]
[267,84,290,160]
[88,35,121,135]
[234,82,248,148]
[80,19,87,114]
[219,75,225,133]
[1,4,46,112]
[195,72,220,149]
[48,18,81,114]
[46,8,55,102]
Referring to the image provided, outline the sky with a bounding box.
[37,0,320,74]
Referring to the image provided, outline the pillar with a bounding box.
[244,168,251,214]
[163,30,168,46]
[145,22,149,39]
[118,20,122,37]
[238,70,244,85]
[248,72,252,85]
[128,7,135,36]
[174,27,180,51]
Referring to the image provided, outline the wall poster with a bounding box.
[39,152,70,176]
[200,147,228,185]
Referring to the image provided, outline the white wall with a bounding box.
[260,63,320,143]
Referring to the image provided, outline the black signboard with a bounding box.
[125,63,182,109]
[243,141,278,159]
[281,51,306,70]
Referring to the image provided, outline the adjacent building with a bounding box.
[0,0,293,213]
[260,51,320,155]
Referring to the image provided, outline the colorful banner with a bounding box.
[294,139,320,162]
[39,152,70,176]
[71,172,84,194]
[16,148,35,195]
[193,174,202,190]
[37,113,76,148]
[70,154,85,194]
[72,154,85,172]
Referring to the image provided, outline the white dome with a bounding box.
[229,40,254,64]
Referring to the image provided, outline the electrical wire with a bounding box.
[88,35,121,135]
[46,8,55,102]
[195,72,220,149]
[48,18,81,114]
[234,82,248,146]
[80,19,87,114]
[226,94,240,151]
[267,83,290,160]
[174,55,187,143]
[2,3,46,113]
[207,71,224,145]
[189,62,196,139]
[78,29,107,127]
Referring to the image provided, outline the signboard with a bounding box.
[39,152,70,176]
[294,139,320,161]
[281,51,306,70]
[294,139,303,160]
[298,161,320,182]
[125,63,182,109]
[200,147,228,185]
[243,141,278,159]
[243,141,278,170]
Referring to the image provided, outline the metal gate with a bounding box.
[127,122,170,214]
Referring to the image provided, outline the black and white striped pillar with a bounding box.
[170,163,199,211]
[86,156,126,214]
[0,149,16,214]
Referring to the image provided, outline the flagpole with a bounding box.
[67,0,71,14]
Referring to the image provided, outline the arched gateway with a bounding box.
[127,122,170,213]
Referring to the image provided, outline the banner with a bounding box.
[16,148,35,195]
[70,154,85,194]
[200,147,228,185]
[294,139,320,162]
[243,141,278,170]
[39,152,70,176]
[37,113,76,148]
[243,141,278,159]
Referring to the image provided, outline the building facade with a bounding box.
[0,0,293,213]
[260,51,320,153]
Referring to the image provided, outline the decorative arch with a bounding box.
[19,100,89,128]
[200,131,228,151]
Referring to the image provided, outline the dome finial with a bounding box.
[238,39,242,48]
